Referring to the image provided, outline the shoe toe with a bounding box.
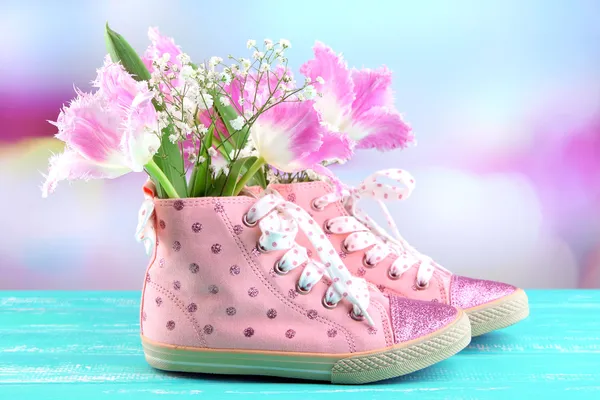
[389,296,460,343]
[450,275,517,310]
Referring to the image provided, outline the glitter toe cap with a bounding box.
[450,275,517,310]
[389,296,459,343]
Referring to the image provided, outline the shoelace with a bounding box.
[246,191,374,325]
[312,169,449,289]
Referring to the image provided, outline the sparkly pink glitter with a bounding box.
[233,225,243,235]
[211,244,222,254]
[173,200,184,211]
[327,329,337,338]
[230,265,241,275]
[189,263,199,273]
[450,275,516,309]
[173,241,181,251]
[166,320,176,330]
[244,327,254,337]
[204,325,214,334]
[307,309,318,319]
[187,303,198,313]
[248,287,259,297]
[266,308,277,319]
[214,202,224,213]
[389,296,457,343]
[285,329,296,339]
[192,222,203,233]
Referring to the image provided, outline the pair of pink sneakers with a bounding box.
[138,169,529,384]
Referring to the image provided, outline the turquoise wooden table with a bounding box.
[1,290,599,399]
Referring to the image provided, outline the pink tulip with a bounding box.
[300,42,414,152]
[142,27,182,75]
[42,58,160,197]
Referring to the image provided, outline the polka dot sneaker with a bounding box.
[247,169,529,337]
[137,183,471,384]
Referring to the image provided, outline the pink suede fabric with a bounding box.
[140,195,460,353]
[248,182,516,311]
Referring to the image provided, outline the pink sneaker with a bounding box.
[248,171,529,337]
[137,187,471,384]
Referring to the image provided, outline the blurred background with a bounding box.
[1,0,599,289]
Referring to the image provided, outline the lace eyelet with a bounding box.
[323,220,333,234]
[341,241,352,254]
[321,296,338,309]
[295,281,311,295]
[415,279,429,290]
[311,198,324,211]
[388,268,401,280]
[242,213,257,227]
[274,260,288,275]
[256,243,269,253]
[349,309,365,322]
[362,255,377,268]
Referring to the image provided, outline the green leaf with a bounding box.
[247,166,267,189]
[221,157,253,196]
[105,23,151,82]
[207,173,228,197]
[189,126,214,197]
[153,125,188,198]
[212,96,249,149]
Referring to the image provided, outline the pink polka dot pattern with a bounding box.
[357,267,366,277]
[159,258,165,268]
[159,220,166,229]
[166,320,176,330]
[155,297,162,306]
[288,289,297,299]
[229,265,241,275]
[266,309,277,319]
[368,327,378,335]
[173,281,181,290]
[173,241,181,252]
[142,311,147,321]
[431,298,439,303]
[189,263,199,274]
[327,329,337,338]
[244,327,254,337]
[187,303,198,313]
[173,200,184,211]
[203,325,213,334]
[209,285,219,294]
[377,284,386,292]
[226,307,236,316]
[214,203,224,213]
[248,287,259,297]
[233,225,243,235]
[251,247,261,257]
[285,329,296,339]
[307,309,318,319]
[145,273,151,283]
[287,193,296,202]
[191,222,203,233]
[211,244,222,254]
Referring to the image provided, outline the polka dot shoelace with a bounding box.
[312,169,450,289]
[246,190,375,326]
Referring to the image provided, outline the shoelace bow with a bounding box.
[246,191,374,325]
[313,169,449,288]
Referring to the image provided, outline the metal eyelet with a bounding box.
[321,296,338,309]
[341,241,352,254]
[362,255,377,268]
[349,309,365,322]
[311,198,324,211]
[242,213,257,227]
[415,279,429,290]
[323,220,333,234]
[273,260,288,275]
[256,243,269,253]
[388,268,401,280]
[295,281,311,295]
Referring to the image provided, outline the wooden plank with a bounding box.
[0,290,599,399]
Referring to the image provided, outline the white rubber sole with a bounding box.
[465,289,529,336]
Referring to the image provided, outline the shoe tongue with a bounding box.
[247,181,335,208]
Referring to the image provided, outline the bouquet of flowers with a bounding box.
[41,25,413,199]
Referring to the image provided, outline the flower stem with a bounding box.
[145,159,181,199]
[233,157,265,195]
